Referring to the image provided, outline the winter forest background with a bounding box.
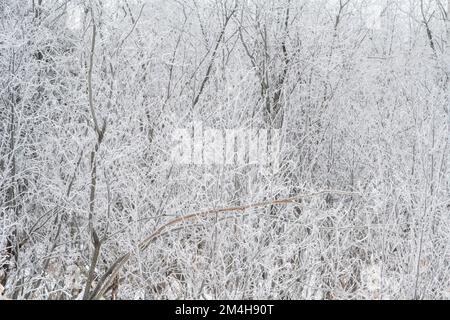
[0,0,449,300]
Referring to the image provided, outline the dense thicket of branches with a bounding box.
[0,0,449,299]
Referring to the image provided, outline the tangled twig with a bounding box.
[90,189,358,299]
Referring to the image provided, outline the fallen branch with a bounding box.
[90,189,358,299]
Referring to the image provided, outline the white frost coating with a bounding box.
[65,3,83,31]
[0,0,448,300]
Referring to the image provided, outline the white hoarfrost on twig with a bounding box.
[0,0,448,300]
